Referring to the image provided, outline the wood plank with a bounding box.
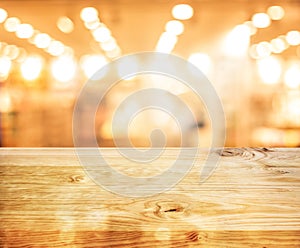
[0,148,300,247]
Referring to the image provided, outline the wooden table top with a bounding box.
[0,148,300,247]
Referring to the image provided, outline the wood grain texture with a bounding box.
[0,148,300,247]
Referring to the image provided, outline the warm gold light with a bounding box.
[47,40,65,56]
[252,13,271,28]
[165,20,184,36]
[16,23,34,39]
[267,6,285,21]
[92,26,112,43]
[172,4,194,20]
[243,21,257,36]
[224,25,250,57]
[57,16,74,34]
[256,41,272,58]
[0,8,8,23]
[80,54,107,79]
[270,38,287,53]
[100,38,117,51]
[257,56,282,84]
[4,17,21,32]
[0,56,12,80]
[286,31,300,46]
[51,56,76,82]
[106,47,122,59]
[284,63,300,89]
[80,7,98,23]
[84,20,100,30]
[156,32,178,53]
[34,33,52,48]
[3,45,19,60]
[20,55,43,81]
[188,53,212,76]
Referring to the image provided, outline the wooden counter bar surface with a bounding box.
[0,148,300,247]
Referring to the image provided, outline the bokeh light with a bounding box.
[252,13,271,28]
[156,32,178,53]
[34,33,52,48]
[92,25,112,43]
[0,8,8,23]
[80,54,108,79]
[3,45,19,60]
[286,31,300,46]
[224,24,250,57]
[20,55,43,81]
[172,4,194,20]
[270,37,287,53]
[57,16,74,34]
[16,23,34,39]
[165,20,184,36]
[80,7,99,23]
[51,56,76,82]
[284,63,300,89]
[267,6,285,21]
[257,56,282,84]
[4,17,21,32]
[188,53,212,76]
[47,40,65,56]
[0,56,12,80]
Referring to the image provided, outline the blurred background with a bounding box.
[0,0,300,147]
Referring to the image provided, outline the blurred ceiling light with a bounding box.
[92,26,112,43]
[156,32,178,53]
[243,21,257,36]
[270,37,287,53]
[47,40,65,56]
[20,55,43,81]
[267,6,285,21]
[284,64,300,89]
[3,45,19,60]
[84,20,100,30]
[100,38,117,51]
[80,7,99,23]
[257,56,282,84]
[286,31,300,46]
[256,41,272,59]
[15,23,34,39]
[80,54,107,79]
[249,44,260,59]
[51,56,76,82]
[188,53,212,75]
[34,33,51,48]
[172,4,194,20]
[16,48,27,63]
[252,13,271,28]
[62,46,74,57]
[57,16,74,34]
[165,20,184,36]
[224,25,250,57]
[4,17,21,32]
[0,56,12,80]
[0,8,8,23]
[106,46,122,59]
